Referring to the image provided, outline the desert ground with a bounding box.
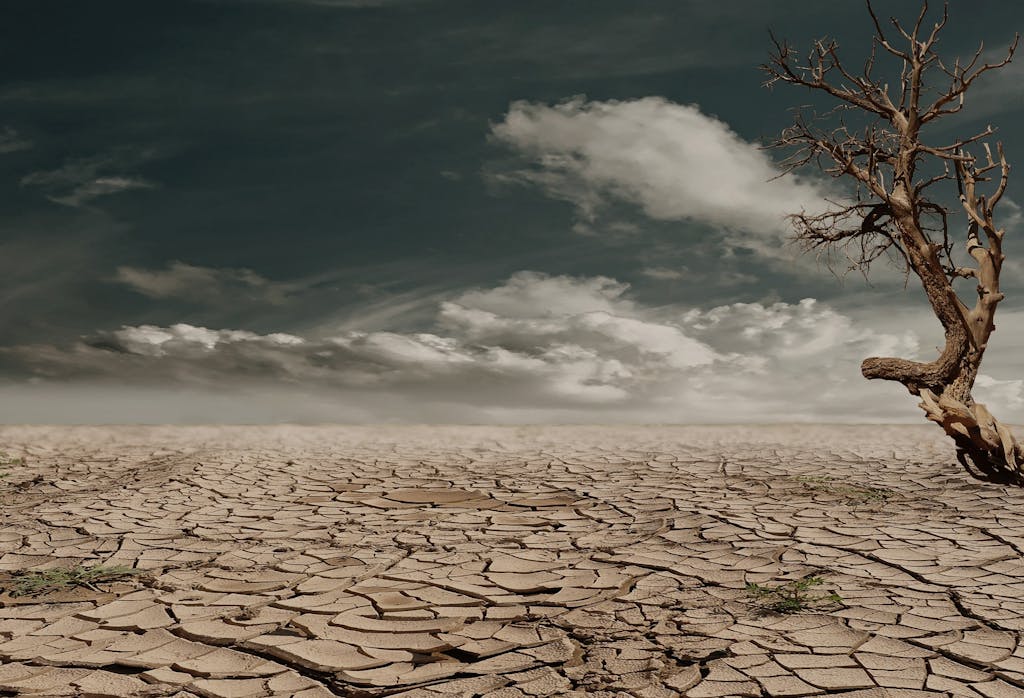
[1,425,1024,697]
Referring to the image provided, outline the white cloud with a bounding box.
[0,271,954,423]
[491,97,830,255]
[434,271,719,377]
[111,324,304,356]
[640,265,757,286]
[21,152,156,208]
[448,270,633,318]
[975,374,1024,412]
[681,298,919,361]
[641,267,686,281]
[114,261,292,305]
[51,176,153,207]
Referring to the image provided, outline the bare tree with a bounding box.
[763,2,1022,482]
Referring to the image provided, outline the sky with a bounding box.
[2,0,1024,424]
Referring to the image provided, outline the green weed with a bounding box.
[6,565,142,597]
[745,575,843,614]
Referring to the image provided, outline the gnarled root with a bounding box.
[918,389,1024,484]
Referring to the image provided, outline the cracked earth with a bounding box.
[1,426,1024,697]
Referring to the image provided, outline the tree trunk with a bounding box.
[921,384,1022,484]
[876,352,1023,483]
[860,208,1024,483]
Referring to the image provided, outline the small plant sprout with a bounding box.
[6,565,142,597]
[745,575,843,614]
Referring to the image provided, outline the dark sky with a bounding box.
[3,0,1024,423]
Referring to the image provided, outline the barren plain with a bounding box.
[1,425,1024,697]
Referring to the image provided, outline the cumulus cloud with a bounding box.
[0,270,953,423]
[448,271,634,319]
[21,152,155,208]
[114,261,292,305]
[975,374,1024,412]
[490,97,830,254]
[681,298,918,362]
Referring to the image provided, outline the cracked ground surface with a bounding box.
[1,426,1024,697]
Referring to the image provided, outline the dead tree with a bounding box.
[763,2,1022,482]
